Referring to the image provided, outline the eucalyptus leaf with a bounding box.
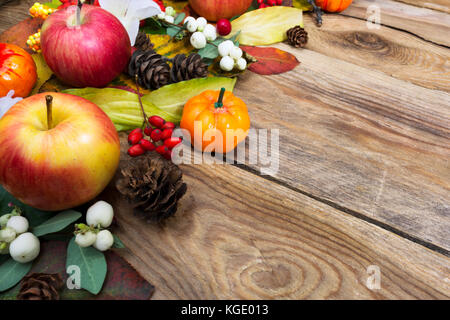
[66,237,107,295]
[0,258,32,292]
[112,235,125,249]
[32,210,82,237]
[198,43,219,60]
[174,13,186,25]
[167,26,182,37]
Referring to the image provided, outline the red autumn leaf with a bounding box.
[241,45,300,75]
[0,18,43,53]
[0,241,155,300]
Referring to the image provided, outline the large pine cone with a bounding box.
[286,26,308,48]
[128,49,171,90]
[17,273,64,300]
[170,53,208,83]
[116,153,187,222]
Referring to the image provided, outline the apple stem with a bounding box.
[45,95,53,130]
[76,0,82,26]
[134,74,151,128]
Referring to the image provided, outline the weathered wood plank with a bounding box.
[0,0,35,34]
[394,0,450,14]
[343,0,450,47]
[233,44,450,250]
[104,138,450,299]
[303,14,450,92]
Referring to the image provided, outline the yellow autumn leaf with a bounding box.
[31,53,53,95]
[230,7,303,46]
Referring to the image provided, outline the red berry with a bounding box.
[156,145,169,155]
[267,0,276,6]
[140,139,156,151]
[129,128,142,135]
[149,115,165,128]
[144,126,153,136]
[150,129,162,142]
[161,121,175,130]
[128,144,145,157]
[164,137,182,149]
[257,0,264,3]
[276,0,283,4]
[216,19,232,36]
[128,131,143,145]
[160,129,173,140]
[259,3,268,8]
[163,150,172,160]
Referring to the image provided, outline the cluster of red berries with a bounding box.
[127,116,182,160]
[257,0,283,8]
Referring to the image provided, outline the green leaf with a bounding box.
[174,12,186,25]
[230,6,303,45]
[198,43,219,60]
[31,53,53,95]
[0,185,54,228]
[66,237,107,295]
[0,258,32,292]
[140,18,166,35]
[112,235,125,249]
[143,77,237,117]
[62,88,183,130]
[293,0,313,10]
[167,26,182,37]
[44,0,62,9]
[32,210,82,237]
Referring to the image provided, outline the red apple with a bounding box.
[41,4,131,88]
[189,0,253,21]
[0,92,120,211]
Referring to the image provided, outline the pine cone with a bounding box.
[128,49,171,90]
[116,153,187,222]
[134,32,154,51]
[17,273,63,300]
[170,53,208,83]
[287,26,308,48]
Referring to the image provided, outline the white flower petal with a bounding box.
[127,0,161,20]
[0,90,22,119]
[99,0,131,17]
[121,18,140,46]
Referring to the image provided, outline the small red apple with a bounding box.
[0,92,120,211]
[41,4,131,88]
[189,0,253,22]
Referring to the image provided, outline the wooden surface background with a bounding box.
[0,0,449,299]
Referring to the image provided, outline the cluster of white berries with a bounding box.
[157,6,176,24]
[218,40,247,72]
[185,16,217,49]
[74,201,115,252]
[0,208,40,263]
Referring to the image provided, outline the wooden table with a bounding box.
[1,0,449,299]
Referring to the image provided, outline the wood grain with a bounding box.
[394,0,450,14]
[303,14,450,92]
[233,44,450,251]
[103,138,450,299]
[343,0,450,47]
[0,0,36,34]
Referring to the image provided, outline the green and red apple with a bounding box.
[0,92,120,211]
[189,0,253,21]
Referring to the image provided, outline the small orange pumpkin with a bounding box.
[0,43,37,98]
[180,88,250,153]
[315,0,352,12]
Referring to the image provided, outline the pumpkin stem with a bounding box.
[214,88,226,109]
[76,0,82,26]
[45,95,53,130]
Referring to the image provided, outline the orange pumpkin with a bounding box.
[315,0,352,12]
[0,43,37,98]
[180,88,250,153]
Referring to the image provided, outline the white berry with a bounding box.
[164,15,174,24]
[196,17,207,31]
[220,56,235,71]
[203,24,217,41]
[184,16,195,25]
[75,231,97,248]
[0,227,16,243]
[190,32,207,49]
[93,230,114,252]
[157,12,165,20]
[230,46,243,60]
[218,40,234,57]
[165,6,175,17]
[186,19,198,33]
[86,201,114,228]
[9,232,40,263]
[236,58,247,71]
[6,216,28,234]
